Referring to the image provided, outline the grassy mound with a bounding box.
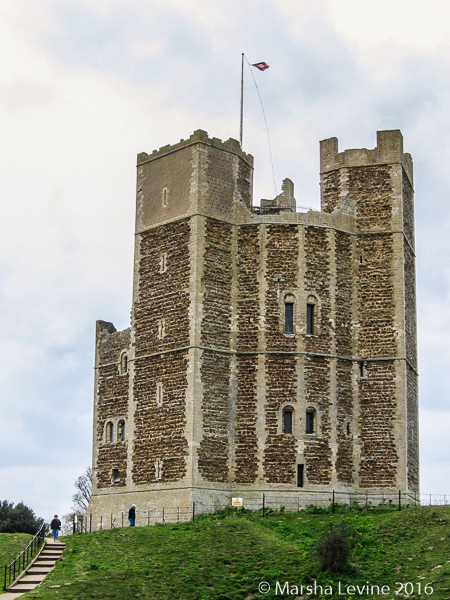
[22,505,450,599]
[0,532,33,588]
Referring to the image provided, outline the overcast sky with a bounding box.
[1,0,450,521]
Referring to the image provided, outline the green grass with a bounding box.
[0,532,33,592]
[19,505,450,599]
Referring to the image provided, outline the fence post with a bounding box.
[398,490,401,511]
[163,507,165,525]
[263,494,265,518]
[430,494,432,506]
[193,502,195,522]
[4,564,7,591]
[100,516,102,531]
[178,507,180,523]
[297,496,300,513]
[147,510,149,526]
[332,490,335,513]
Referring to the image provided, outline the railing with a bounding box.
[80,489,423,533]
[3,522,46,591]
[420,494,450,506]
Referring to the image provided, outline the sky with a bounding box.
[1,0,450,521]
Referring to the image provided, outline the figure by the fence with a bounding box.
[128,504,136,526]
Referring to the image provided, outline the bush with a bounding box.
[316,523,355,572]
[0,500,44,534]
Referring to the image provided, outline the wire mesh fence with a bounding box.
[71,489,430,534]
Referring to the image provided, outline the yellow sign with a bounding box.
[232,497,243,507]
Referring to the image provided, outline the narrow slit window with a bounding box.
[106,422,114,443]
[112,469,120,485]
[159,253,167,273]
[285,302,294,333]
[297,464,304,488]
[157,320,166,339]
[155,458,162,480]
[346,422,350,436]
[156,383,163,407]
[162,187,168,207]
[306,409,315,434]
[359,361,365,378]
[118,420,125,441]
[120,352,128,375]
[307,304,315,335]
[283,409,293,434]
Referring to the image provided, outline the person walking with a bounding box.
[128,504,136,526]
[50,515,61,542]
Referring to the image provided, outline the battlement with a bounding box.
[137,129,254,168]
[320,130,413,186]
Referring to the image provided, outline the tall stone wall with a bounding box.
[93,324,130,490]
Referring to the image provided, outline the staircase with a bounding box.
[6,541,66,595]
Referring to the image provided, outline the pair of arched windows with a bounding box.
[105,420,126,443]
[281,407,316,435]
[283,295,318,335]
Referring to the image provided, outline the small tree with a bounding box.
[72,466,92,514]
[316,523,355,572]
[0,501,43,534]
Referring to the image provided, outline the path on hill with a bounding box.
[3,539,66,597]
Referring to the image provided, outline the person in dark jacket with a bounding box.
[50,515,61,542]
[128,504,136,526]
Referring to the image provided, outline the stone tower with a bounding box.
[88,129,418,524]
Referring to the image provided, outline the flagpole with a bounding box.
[240,53,244,147]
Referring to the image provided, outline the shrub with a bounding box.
[316,523,355,572]
[0,500,44,534]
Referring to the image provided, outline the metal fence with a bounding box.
[73,489,425,534]
[4,522,46,591]
[419,494,450,506]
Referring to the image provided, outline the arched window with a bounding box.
[120,351,128,375]
[283,406,293,434]
[306,408,316,434]
[306,295,318,335]
[118,420,125,441]
[106,421,114,443]
[112,468,120,485]
[284,294,295,334]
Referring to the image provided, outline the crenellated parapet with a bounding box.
[137,129,254,167]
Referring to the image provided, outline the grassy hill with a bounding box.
[0,532,32,577]
[10,505,450,599]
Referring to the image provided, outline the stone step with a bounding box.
[8,583,37,593]
[27,568,53,575]
[16,574,46,584]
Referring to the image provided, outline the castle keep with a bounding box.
[88,129,418,521]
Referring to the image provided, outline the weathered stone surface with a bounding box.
[132,352,189,484]
[263,355,297,483]
[198,351,230,483]
[234,356,259,483]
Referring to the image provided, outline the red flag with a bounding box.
[252,62,269,71]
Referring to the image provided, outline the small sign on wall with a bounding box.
[232,497,243,507]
